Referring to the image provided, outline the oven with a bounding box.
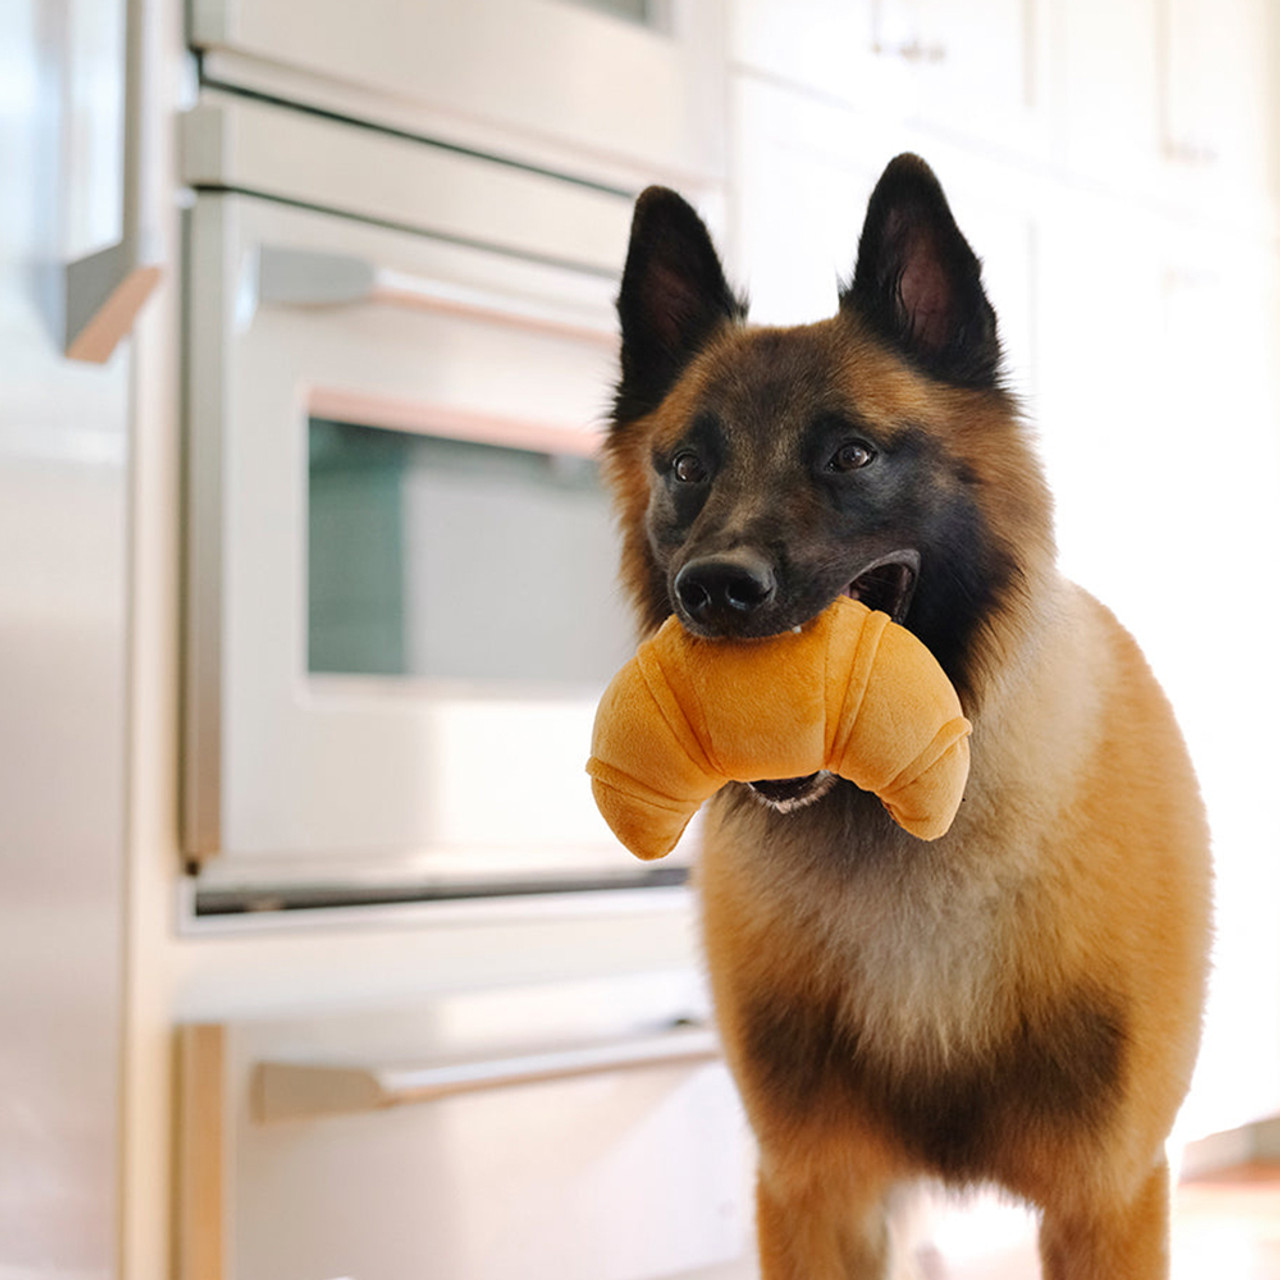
[179,88,716,914]
[170,19,757,1276]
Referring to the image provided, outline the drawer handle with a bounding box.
[252,1023,719,1123]
[251,245,618,347]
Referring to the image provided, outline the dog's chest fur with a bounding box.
[711,790,1024,1066]
[705,793,1127,1181]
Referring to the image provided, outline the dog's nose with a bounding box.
[675,553,776,631]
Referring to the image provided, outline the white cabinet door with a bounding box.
[729,0,905,109]
[1149,236,1280,1144]
[881,0,1050,155]
[730,81,1039,396]
[1057,0,1275,214]
[1036,191,1280,1141]
[191,0,728,184]
[730,0,1047,158]
[1056,0,1163,189]
[1161,0,1274,203]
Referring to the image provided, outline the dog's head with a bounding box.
[604,154,1053,728]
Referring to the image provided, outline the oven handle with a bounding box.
[252,1022,719,1123]
[252,244,619,348]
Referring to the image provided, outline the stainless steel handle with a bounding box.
[64,0,163,362]
[253,245,618,348]
[253,1023,719,1123]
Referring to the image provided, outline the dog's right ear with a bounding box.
[842,154,1000,388]
[613,187,745,426]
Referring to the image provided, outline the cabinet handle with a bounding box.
[252,245,618,348]
[252,1022,719,1123]
[64,0,163,362]
[1162,140,1219,169]
[872,38,947,64]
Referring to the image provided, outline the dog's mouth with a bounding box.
[840,548,920,624]
[748,770,838,813]
[747,549,919,811]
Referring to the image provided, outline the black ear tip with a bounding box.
[633,185,676,215]
[630,185,701,231]
[874,153,948,205]
[635,184,684,207]
[884,152,936,178]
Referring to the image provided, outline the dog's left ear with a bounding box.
[613,187,745,426]
[842,154,1000,388]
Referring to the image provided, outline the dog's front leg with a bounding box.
[755,1164,892,1280]
[1037,1157,1171,1280]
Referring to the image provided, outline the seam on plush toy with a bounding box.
[688,671,730,783]
[829,608,887,767]
[635,643,720,782]
[880,714,972,799]
[586,758,706,813]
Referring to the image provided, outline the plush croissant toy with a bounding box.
[586,596,972,861]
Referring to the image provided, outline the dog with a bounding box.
[602,154,1212,1278]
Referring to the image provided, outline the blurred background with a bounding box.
[2,0,1279,1277]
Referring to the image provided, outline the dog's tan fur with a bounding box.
[605,159,1211,1278]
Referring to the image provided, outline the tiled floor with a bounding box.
[926,1163,1280,1279]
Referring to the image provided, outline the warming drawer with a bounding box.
[178,973,756,1280]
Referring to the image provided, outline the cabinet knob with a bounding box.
[872,38,947,65]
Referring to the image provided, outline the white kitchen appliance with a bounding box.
[179,74,723,912]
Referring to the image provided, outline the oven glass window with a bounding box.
[308,419,634,685]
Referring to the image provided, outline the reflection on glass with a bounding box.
[561,0,656,27]
[308,419,633,685]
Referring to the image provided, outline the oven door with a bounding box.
[184,191,686,910]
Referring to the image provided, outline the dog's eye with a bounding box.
[672,451,707,483]
[827,441,875,472]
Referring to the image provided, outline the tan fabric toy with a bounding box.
[587,597,972,861]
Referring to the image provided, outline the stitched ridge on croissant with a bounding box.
[586,596,972,860]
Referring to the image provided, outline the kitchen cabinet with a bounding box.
[729,0,903,110]
[730,0,1050,159]
[1037,194,1280,1138]
[729,79,1039,394]
[878,0,1050,157]
[1055,0,1164,188]
[1058,0,1276,216]
[730,8,1280,1146]
[190,0,728,189]
[734,0,1277,221]
[1159,0,1274,204]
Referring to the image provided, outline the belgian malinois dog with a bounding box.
[603,153,1211,1278]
